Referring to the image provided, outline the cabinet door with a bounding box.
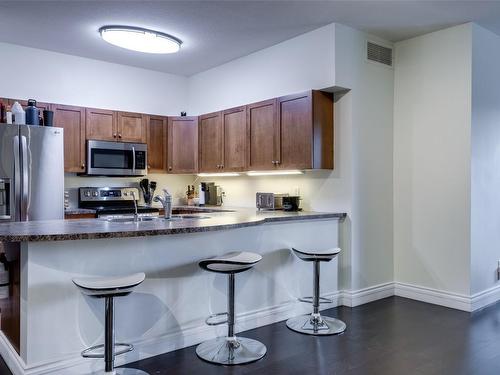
[167,116,198,174]
[199,112,223,172]
[117,112,146,143]
[222,106,247,172]
[85,108,116,141]
[246,99,278,170]
[146,115,167,173]
[277,91,313,169]
[51,104,86,173]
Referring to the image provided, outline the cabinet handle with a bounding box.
[113,133,117,138]
[168,166,172,171]
[118,134,122,139]
[81,163,85,169]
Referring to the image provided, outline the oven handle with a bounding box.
[132,146,136,174]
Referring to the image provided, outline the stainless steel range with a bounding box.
[78,187,159,220]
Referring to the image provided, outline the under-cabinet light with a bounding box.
[99,26,182,54]
[246,170,305,176]
[197,173,241,177]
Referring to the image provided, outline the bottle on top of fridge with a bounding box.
[25,99,40,125]
[11,101,25,124]
[6,105,13,124]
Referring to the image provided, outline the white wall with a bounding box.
[470,24,500,294]
[393,24,472,295]
[335,24,394,291]
[187,24,335,114]
[0,42,188,116]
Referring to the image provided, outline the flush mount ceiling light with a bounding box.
[99,26,182,54]
[246,170,305,176]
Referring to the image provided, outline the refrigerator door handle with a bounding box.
[13,135,21,221]
[21,135,29,221]
[132,146,136,174]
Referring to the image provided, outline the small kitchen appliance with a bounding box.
[256,193,289,210]
[282,196,301,211]
[79,187,159,220]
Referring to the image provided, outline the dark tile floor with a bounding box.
[3,296,500,374]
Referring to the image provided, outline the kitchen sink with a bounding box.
[101,215,211,223]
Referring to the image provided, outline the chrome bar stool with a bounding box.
[286,247,346,336]
[73,272,149,375]
[196,251,267,365]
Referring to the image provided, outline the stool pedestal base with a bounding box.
[286,314,346,336]
[97,368,150,375]
[196,336,267,365]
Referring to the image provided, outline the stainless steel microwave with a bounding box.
[85,140,147,176]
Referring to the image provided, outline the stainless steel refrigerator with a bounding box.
[0,124,64,222]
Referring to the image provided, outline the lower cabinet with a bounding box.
[52,104,86,173]
[167,116,199,174]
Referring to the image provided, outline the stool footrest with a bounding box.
[298,296,333,304]
[81,343,133,358]
[205,312,228,326]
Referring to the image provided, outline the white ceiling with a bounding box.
[0,1,499,76]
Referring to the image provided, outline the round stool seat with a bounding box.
[72,272,145,297]
[292,247,340,262]
[199,251,262,274]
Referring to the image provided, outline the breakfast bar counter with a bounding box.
[0,209,346,242]
[0,209,346,375]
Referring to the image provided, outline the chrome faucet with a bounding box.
[154,188,172,219]
[130,191,139,222]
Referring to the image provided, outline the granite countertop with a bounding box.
[0,208,346,242]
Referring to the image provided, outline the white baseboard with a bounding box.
[394,282,472,312]
[340,282,394,307]
[471,284,500,312]
[6,281,500,374]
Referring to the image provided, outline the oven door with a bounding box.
[86,140,147,176]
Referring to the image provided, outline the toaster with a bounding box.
[256,193,289,210]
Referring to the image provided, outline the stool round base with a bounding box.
[102,368,150,375]
[286,314,346,336]
[196,336,267,365]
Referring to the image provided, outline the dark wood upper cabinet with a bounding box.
[222,106,247,172]
[246,99,278,171]
[146,115,168,173]
[167,116,199,174]
[51,104,86,173]
[85,108,116,141]
[199,111,223,172]
[117,111,147,143]
[277,90,333,169]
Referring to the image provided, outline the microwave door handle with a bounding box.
[13,135,20,221]
[21,135,29,221]
[132,146,136,174]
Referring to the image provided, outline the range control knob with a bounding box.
[123,192,128,196]
[92,191,98,197]
[84,191,91,197]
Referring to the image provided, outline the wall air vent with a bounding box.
[366,41,393,67]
